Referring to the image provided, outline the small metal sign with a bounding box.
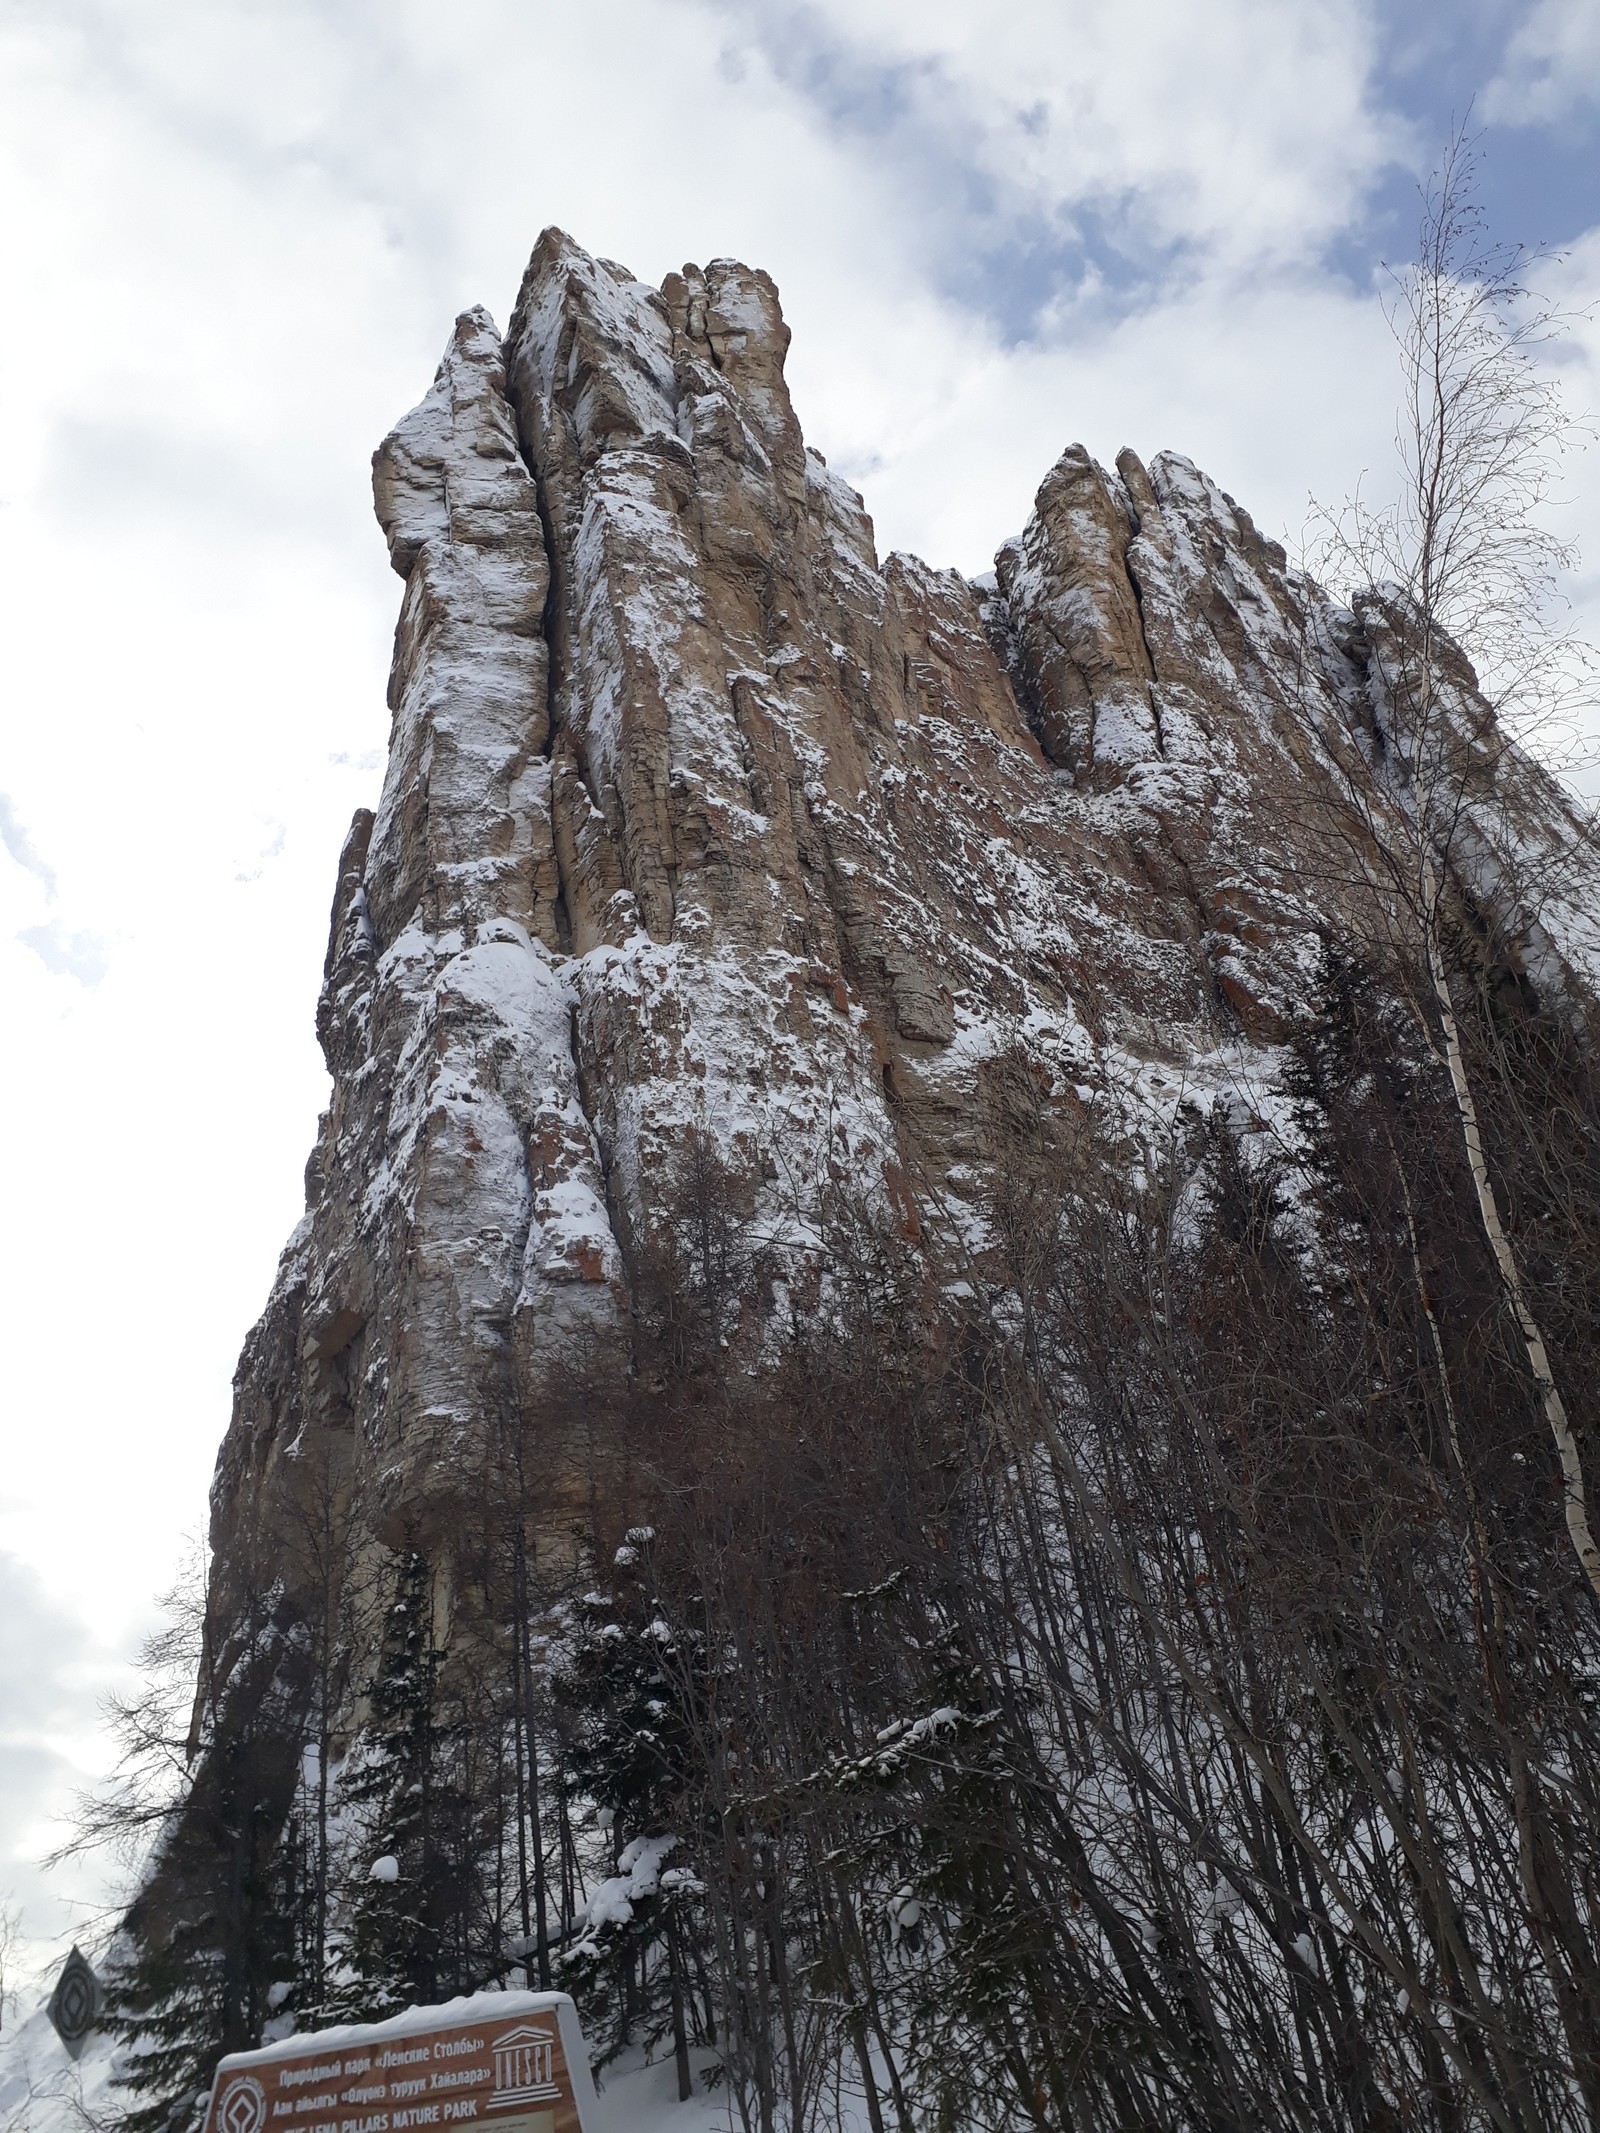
[202,1991,597,2133]
[48,1946,103,2060]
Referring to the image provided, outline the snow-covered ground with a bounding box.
[590,2047,732,2133]
[0,2002,119,2133]
[588,2044,873,2133]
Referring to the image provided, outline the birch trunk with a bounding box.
[1419,848,1600,1596]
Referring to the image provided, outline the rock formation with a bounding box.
[211,227,1600,1627]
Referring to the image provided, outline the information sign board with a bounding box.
[202,1993,597,2133]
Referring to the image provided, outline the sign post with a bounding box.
[47,1947,103,2061]
[201,1993,598,2133]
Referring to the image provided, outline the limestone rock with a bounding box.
[206,226,1600,1647]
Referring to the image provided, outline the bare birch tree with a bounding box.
[1309,126,1600,1595]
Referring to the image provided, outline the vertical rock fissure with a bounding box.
[526,441,577,956]
[565,998,635,1323]
[1119,528,1167,762]
[975,576,1049,759]
[486,333,634,1328]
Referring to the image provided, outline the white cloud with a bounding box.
[16,924,110,987]
[0,796,58,901]
[1484,0,1600,126]
[0,1552,127,1983]
[718,0,1408,285]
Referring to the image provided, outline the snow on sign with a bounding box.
[202,1993,597,2133]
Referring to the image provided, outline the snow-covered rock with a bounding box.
[205,225,1600,1706]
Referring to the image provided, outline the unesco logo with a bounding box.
[217,2076,268,2133]
[47,1947,104,2062]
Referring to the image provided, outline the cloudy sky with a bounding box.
[3,0,1599,1982]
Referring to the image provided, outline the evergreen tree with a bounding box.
[329,1544,495,2017]
[98,1601,311,2133]
[553,1538,709,2091]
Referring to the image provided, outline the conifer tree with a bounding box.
[553,1539,708,2093]
[88,1564,312,2133]
[331,1544,485,2015]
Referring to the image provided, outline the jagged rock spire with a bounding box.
[209,228,1600,1603]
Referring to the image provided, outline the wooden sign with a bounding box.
[202,1993,598,2133]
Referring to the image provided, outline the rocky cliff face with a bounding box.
[211,228,1600,1600]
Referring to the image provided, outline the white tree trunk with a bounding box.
[1420,853,1600,1596]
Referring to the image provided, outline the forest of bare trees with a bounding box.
[71,930,1600,2132]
